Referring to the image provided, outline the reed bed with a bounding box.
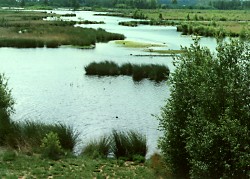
[0,11,124,48]
[85,61,170,82]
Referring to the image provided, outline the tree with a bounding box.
[0,74,15,145]
[44,0,49,6]
[158,39,250,178]
[20,0,25,7]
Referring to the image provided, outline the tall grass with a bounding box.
[111,130,147,161]
[81,136,111,159]
[85,61,120,76]
[85,61,170,82]
[0,119,79,153]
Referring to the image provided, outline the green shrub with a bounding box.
[85,61,120,76]
[81,136,111,159]
[158,39,250,178]
[0,74,15,146]
[40,132,63,160]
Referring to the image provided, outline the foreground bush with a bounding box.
[85,61,170,82]
[40,132,63,160]
[158,39,250,178]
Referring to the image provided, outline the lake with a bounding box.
[0,10,217,156]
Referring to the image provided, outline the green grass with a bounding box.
[0,151,157,178]
[85,61,170,82]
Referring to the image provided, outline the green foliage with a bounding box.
[81,136,111,159]
[2,150,17,162]
[40,132,63,160]
[0,74,15,146]
[158,39,250,178]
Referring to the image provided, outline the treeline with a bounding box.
[210,0,250,10]
[0,0,158,9]
[0,0,81,9]
[82,0,158,9]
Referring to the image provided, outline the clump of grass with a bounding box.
[85,61,170,82]
[111,130,147,161]
[81,136,111,159]
[85,61,120,76]
[1,120,79,154]
[120,63,133,76]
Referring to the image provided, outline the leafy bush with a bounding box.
[158,39,250,178]
[40,132,63,160]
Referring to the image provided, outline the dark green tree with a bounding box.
[159,39,250,178]
[20,0,25,7]
[0,74,15,145]
[44,0,49,6]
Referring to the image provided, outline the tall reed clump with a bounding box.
[111,130,147,162]
[18,121,79,152]
[85,61,170,82]
[81,130,148,162]
[85,61,120,76]
[81,135,111,159]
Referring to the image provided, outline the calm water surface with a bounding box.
[0,10,217,155]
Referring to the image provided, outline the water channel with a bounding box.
[0,10,217,156]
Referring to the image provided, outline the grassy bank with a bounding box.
[0,150,170,178]
[0,10,124,48]
[85,61,170,82]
